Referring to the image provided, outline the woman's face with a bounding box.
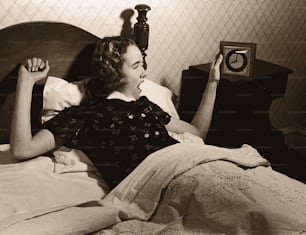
[120,44,147,99]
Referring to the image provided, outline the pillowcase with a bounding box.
[41,76,82,123]
[41,76,179,123]
[139,78,179,119]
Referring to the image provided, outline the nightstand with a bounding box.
[178,59,306,181]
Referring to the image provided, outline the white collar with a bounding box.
[107,91,136,102]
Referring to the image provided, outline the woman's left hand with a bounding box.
[208,54,223,85]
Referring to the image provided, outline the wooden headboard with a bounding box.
[0,4,151,143]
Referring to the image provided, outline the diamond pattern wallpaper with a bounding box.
[0,0,305,136]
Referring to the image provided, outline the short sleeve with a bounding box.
[146,98,172,125]
[42,106,86,147]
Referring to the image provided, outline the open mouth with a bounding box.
[137,80,144,91]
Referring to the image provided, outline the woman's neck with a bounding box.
[117,87,140,100]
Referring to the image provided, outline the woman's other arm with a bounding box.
[10,58,61,160]
[190,54,223,139]
[166,54,223,140]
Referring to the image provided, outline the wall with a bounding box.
[1,0,305,147]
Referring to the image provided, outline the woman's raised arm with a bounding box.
[166,54,223,140]
[10,58,60,160]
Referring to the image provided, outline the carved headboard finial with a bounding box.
[134,4,151,69]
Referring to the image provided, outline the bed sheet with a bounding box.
[1,142,306,234]
[0,144,116,234]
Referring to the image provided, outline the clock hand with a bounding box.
[230,53,238,64]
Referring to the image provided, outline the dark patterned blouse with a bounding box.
[42,96,178,188]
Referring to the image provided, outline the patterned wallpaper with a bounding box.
[0,0,305,131]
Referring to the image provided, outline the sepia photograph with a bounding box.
[0,0,305,234]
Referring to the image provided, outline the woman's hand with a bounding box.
[18,57,50,85]
[208,54,223,85]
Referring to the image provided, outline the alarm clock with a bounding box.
[220,41,256,78]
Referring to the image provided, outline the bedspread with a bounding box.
[99,143,306,235]
[1,142,306,234]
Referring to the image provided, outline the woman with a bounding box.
[10,37,223,188]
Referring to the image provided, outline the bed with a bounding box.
[1,4,306,235]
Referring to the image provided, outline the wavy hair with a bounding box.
[86,36,136,102]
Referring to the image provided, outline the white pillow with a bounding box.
[41,76,179,123]
[139,78,179,119]
[41,76,83,123]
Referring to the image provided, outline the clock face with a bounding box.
[225,49,248,72]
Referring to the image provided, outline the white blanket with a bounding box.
[99,143,306,234]
[101,143,270,219]
[2,142,306,234]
